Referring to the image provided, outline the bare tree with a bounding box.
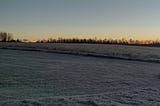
[0,32,13,42]
[0,32,7,42]
[7,33,13,41]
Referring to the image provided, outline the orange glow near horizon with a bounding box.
[13,32,160,42]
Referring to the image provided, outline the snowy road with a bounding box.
[0,49,160,106]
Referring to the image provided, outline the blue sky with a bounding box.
[0,0,160,40]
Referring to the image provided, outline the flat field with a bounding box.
[0,43,160,106]
[1,42,160,63]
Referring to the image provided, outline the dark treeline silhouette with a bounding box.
[0,32,21,42]
[1,31,160,47]
[36,37,160,47]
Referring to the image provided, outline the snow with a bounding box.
[0,44,160,105]
[1,43,160,63]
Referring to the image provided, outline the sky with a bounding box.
[0,0,160,41]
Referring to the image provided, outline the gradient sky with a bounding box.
[0,0,160,41]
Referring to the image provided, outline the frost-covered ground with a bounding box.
[1,42,160,63]
[0,49,160,106]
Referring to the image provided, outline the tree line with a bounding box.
[1,31,160,47]
[36,37,160,47]
[0,32,21,42]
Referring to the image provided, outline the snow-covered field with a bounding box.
[0,48,160,106]
[1,42,160,63]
